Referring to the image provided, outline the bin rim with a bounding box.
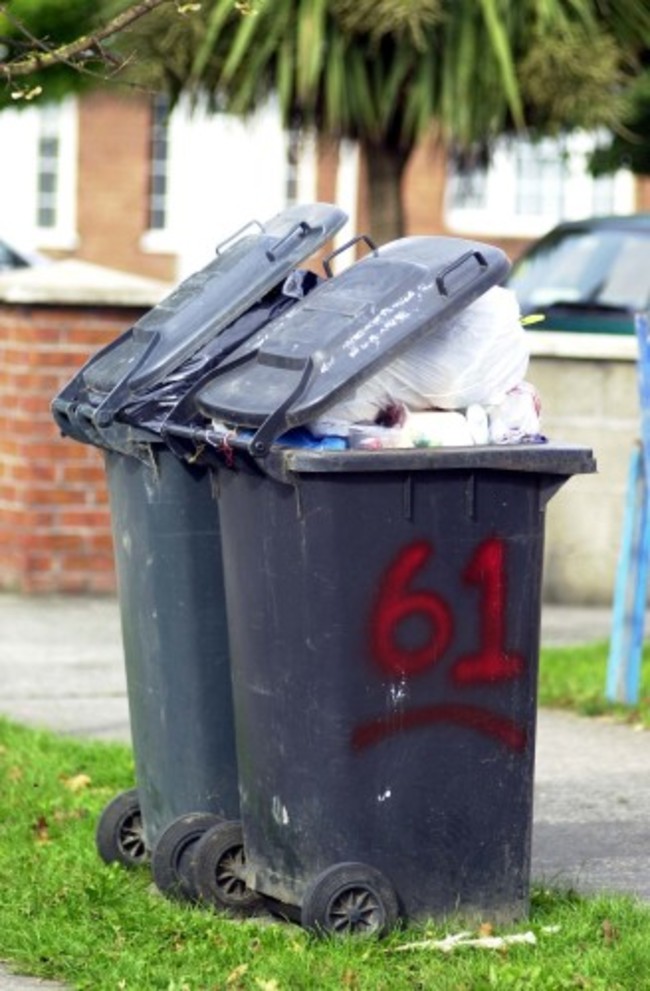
[192,432,595,479]
[277,440,597,477]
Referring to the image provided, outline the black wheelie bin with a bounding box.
[163,235,596,933]
[50,202,347,901]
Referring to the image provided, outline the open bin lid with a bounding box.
[52,202,347,435]
[193,236,511,456]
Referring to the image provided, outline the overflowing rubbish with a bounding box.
[201,281,544,452]
[313,380,543,451]
[308,284,529,434]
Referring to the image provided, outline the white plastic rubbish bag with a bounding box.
[309,286,529,436]
[488,381,542,444]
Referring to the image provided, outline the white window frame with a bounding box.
[0,98,78,252]
[445,131,635,238]
[34,98,79,250]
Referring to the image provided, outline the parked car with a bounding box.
[0,237,48,272]
[506,213,650,334]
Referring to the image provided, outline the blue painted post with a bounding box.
[606,313,650,704]
[607,445,649,702]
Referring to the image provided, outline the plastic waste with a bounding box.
[488,381,543,444]
[307,286,528,436]
[304,381,542,451]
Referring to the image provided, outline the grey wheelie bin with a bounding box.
[50,202,347,900]
[164,236,596,933]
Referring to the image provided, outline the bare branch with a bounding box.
[0,0,177,79]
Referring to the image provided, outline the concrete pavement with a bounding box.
[0,594,649,989]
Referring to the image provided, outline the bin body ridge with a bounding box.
[218,454,558,921]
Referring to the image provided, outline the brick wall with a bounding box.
[74,92,176,283]
[0,303,147,593]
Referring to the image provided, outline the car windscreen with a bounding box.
[508,227,650,314]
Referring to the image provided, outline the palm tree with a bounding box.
[110,0,650,242]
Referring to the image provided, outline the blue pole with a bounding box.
[606,312,650,704]
[607,445,648,703]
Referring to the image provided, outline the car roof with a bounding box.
[548,213,650,235]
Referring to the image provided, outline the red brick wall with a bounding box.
[636,176,650,211]
[0,303,147,593]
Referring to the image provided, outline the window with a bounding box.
[513,139,569,217]
[446,132,634,237]
[148,94,170,231]
[447,168,488,211]
[285,128,301,207]
[36,105,62,229]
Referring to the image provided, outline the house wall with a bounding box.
[4,92,644,280]
[76,92,176,282]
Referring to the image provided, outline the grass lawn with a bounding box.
[538,640,650,728]
[1,642,649,990]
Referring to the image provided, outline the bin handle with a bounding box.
[249,356,314,458]
[265,220,313,262]
[215,219,265,256]
[51,396,95,447]
[92,333,158,428]
[322,234,378,279]
[436,250,487,297]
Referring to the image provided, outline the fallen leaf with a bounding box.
[601,919,619,944]
[32,816,50,844]
[478,922,494,937]
[61,773,92,792]
[53,809,88,823]
[226,964,249,986]
[255,980,280,991]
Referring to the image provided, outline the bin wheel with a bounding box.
[151,812,222,902]
[193,820,263,915]
[301,863,400,937]
[95,788,148,868]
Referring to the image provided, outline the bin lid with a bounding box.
[62,203,347,428]
[194,236,510,455]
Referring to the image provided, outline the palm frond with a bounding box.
[475,0,524,129]
[296,0,328,103]
[189,0,237,83]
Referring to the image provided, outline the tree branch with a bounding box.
[0,0,176,79]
